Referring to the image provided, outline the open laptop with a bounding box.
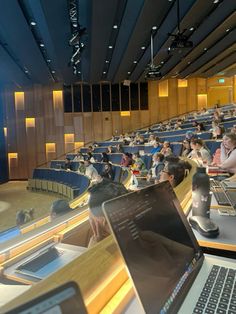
[103,181,236,314]
[5,281,88,314]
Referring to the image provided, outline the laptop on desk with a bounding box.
[5,281,87,314]
[103,181,236,314]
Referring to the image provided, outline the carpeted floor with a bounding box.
[0,181,62,232]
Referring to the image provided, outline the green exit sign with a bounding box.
[218,78,225,83]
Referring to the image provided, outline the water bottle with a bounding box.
[192,167,211,218]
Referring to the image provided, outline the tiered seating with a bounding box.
[28,168,90,200]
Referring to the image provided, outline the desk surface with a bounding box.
[190,207,236,252]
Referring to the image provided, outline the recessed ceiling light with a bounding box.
[113,25,118,29]
[51,70,55,74]
[108,45,113,49]
[30,21,36,26]
[189,27,194,31]
[204,47,207,51]
[161,61,164,64]
[152,26,157,30]
[103,71,106,74]
[141,46,145,50]
[40,43,44,47]
[105,60,109,63]
[78,71,81,74]
[213,0,219,3]
[133,61,137,64]
[188,61,191,64]
[47,59,51,63]
[127,71,131,75]
[226,28,230,32]
[24,70,29,73]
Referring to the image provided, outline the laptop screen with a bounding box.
[103,181,202,314]
[6,281,87,314]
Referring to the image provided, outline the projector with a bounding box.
[145,70,162,80]
[170,38,193,50]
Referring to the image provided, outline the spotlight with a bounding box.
[69,32,80,46]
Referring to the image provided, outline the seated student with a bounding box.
[73,152,84,161]
[87,179,128,247]
[84,160,99,181]
[131,153,147,175]
[147,134,156,146]
[150,141,162,155]
[159,161,190,188]
[181,140,192,157]
[107,145,114,154]
[160,141,172,157]
[77,161,86,174]
[188,138,212,165]
[63,157,72,170]
[116,143,124,153]
[231,125,236,135]
[101,162,114,180]
[146,153,165,183]
[220,133,236,174]
[87,152,96,163]
[101,152,109,163]
[120,153,133,167]
[211,120,222,139]
[196,122,205,133]
[50,199,74,220]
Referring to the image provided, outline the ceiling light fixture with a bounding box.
[127,71,131,74]
[204,47,207,51]
[30,21,36,26]
[39,43,45,47]
[105,60,109,63]
[47,59,51,63]
[133,61,137,64]
[51,70,55,74]
[113,25,118,29]
[226,28,230,32]
[141,46,145,50]
[213,0,219,3]
[161,61,164,64]
[189,27,194,31]
[103,71,106,74]
[108,45,113,49]
[152,26,157,30]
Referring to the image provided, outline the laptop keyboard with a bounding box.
[225,191,236,209]
[193,265,236,314]
[213,191,231,206]
[17,247,62,273]
[210,180,222,189]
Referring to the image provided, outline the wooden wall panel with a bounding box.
[93,112,102,141]
[140,110,150,128]
[187,78,197,112]
[15,92,28,178]
[158,98,168,122]
[111,112,122,136]
[102,112,112,140]
[168,79,178,118]
[83,113,93,144]
[121,116,131,133]
[73,114,84,142]
[130,111,140,131]
[35,117,46,167]
[178,87,187,115]
[148,81,158,124]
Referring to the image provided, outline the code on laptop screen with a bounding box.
[103,182,201,314]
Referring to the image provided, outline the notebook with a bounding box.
[5,281,87,314]
[103,181,236,314]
